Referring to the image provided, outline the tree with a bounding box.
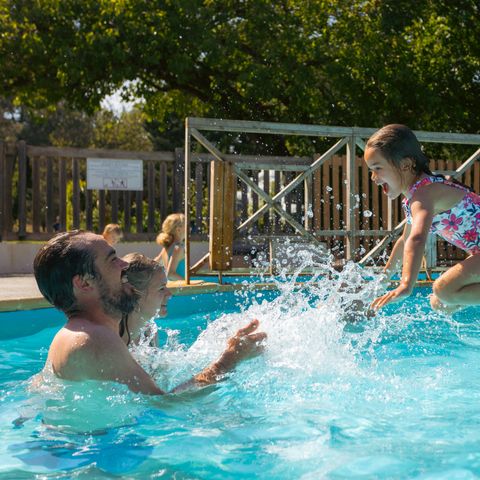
[1,0,479,156]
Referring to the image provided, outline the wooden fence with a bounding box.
[1,137,479,267]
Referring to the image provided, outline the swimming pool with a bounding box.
[1,278,480,479]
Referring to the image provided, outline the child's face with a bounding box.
[140,268,172,319]
[364,148,410,200]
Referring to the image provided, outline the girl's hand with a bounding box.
[370,285,412,312]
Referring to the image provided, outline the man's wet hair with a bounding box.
[34,230,97,316]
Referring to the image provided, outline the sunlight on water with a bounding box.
[1,246,480,478]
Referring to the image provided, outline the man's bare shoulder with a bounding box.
[47,319,125,381]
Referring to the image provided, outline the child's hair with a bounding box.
[367,124,472,190]
[366,124,434,176]
[122,252,163,345]
[102,223,123,238]
[156,213,185,249]
[123,252,162,294]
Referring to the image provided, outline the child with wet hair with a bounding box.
[154,213,186,281]
[365,124,480,314]
[102,223,123,246]
[122,252,171,346]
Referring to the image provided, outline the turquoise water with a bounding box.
[1,277,480,479]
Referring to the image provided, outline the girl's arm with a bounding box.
[371,190,435,311]
[383,223,411,279]
[167,245,185,281]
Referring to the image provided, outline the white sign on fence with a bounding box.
[86,158,143,191]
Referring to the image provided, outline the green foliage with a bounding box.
[1,0,479,155]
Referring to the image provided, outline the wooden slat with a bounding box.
[263,169,270,233]
[274,171,281,233]
[284,172,292,233]
[27,145,174,161]
[45,158,54,233]
[173,148,184,212]
[147,161,155,233]
[159,161,168,222]
[313,167,321,231]
[99,191,106,232]
[72,158,81,229]
[332,156,341,235]
[251,170,259,233]
[323,160,331,233]
[475,161,480,193]
[135,190,143,233]
[58,158,67,230]
[241,176,248,224]
[32,157,41,232]
[124,191,131,233]
[304,176,312,231]
[194,162,203,234]
[86,189,93,231]
[17,141,27,238]
[209,160,235,271]
[111,190,119,224]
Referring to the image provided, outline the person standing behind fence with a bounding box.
[102,223,124,246]
[154,213,186,281]
[365,124,480,314]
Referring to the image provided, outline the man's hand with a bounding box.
[193,319,266,386]
[370,284,411,312]
[221,319,266,368]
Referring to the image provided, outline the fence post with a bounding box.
[17,140,27,239]
[173,147,184,212]
[184,128,191,283]
[345,135,356,260]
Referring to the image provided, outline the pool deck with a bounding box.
[0,274,434,312]
[0,274,281,312]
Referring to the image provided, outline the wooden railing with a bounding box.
[2,125,480,273]
[183,118,480,279]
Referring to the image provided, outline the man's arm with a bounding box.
[82,320,265,396]
[83,328,166,394]
[170,319,266,394]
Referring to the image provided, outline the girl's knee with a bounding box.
[433,278,461,305]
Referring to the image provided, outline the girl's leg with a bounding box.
[430,254,480,312]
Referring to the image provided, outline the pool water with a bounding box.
[1,276,480,479]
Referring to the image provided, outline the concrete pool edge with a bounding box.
[0,275,434,313]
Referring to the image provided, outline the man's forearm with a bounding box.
[169,352,234,394]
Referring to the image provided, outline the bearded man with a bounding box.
[34,231,266,395]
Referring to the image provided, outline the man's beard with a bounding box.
[97,274,139,317]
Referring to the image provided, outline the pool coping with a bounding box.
[0,275,433,312]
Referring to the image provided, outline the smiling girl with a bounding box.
[365,124,480,313]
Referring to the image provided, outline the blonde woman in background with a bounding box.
[154,213,185,281]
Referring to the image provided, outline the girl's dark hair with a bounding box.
[366,124,434,175]
[367,124,472,190]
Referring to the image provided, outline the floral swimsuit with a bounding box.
[402,176,480,255]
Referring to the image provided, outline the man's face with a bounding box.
[88,235,139,316]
